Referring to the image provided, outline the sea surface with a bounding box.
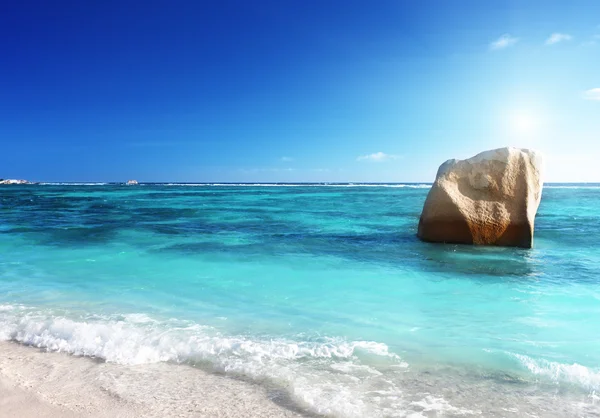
[1,183,600,417]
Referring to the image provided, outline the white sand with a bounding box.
[0,341,307,418]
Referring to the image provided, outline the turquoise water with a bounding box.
[1,184,600,416]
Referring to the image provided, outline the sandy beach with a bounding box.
[0,341,306,418]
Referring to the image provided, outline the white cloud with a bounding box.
[583,88,600,100]
[356,152,399,162]
[490,34,518,50]
[545,33,573,45]
[280,156,293,162]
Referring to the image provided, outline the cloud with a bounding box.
[280,156,293,162]
[490,34,518,50]
[356,152,399,162]
[583,88,600,100]
[546,33,573,45]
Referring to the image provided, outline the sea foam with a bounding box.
[4,304,597,417]
[510,352,600,391]
[0,304,411,417]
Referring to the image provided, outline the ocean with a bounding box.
[1,183,599,417]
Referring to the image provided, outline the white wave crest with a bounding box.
[0,309,401,365]
[0,305,409,417]
[544,185,600,189]
[511,353,600,390]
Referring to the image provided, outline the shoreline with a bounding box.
[0,341,307,418]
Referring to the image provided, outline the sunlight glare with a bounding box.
[511,111,538,136]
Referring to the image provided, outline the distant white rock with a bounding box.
[126,180,139,185]
[0,179,30,185]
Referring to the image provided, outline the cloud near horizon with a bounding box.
[583,88,600,100]
[546,33,573,45]
[490,34,518,50]
[280,156,293,162]
[356,152,399,162]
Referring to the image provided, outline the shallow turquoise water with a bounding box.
[1,184,600,416]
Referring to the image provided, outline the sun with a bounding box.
[511,111,538,136]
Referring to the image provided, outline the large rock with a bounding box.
[417,147,543,248]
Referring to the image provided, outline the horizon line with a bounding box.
[3,181,600,185]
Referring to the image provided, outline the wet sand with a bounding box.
[0,341,306,418]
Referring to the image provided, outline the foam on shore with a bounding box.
[0,340,304,418]
[2,305,600,417]
[0,305,410,417]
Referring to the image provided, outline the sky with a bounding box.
[1,0,599,182]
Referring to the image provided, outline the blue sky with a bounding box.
[1,1,599,182]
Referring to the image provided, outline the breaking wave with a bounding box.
[0,304,412,417]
